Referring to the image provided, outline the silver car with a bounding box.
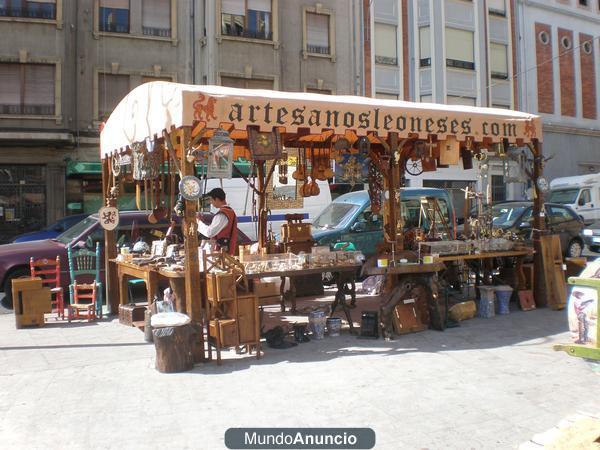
[582,221,600,253]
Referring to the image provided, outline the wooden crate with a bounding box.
[209,319,238,347]
[206,272,236,301]
[13,285,51,329]
[119,303,147,326]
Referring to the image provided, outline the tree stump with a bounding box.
[153,324,194,373]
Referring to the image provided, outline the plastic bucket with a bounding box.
[326,317,342,337]
[494,285,513,315]
[308,311,327,340]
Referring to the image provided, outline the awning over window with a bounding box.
[100,82,542,158]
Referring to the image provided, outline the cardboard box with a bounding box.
[252,279,280,298]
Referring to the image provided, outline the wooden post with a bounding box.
[389,133,403,251]
[102,156,119,315]
[256,160,267,249]
[531,140,546,306]
[177,127,205,362]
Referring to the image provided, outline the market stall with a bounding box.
[100,82,546,363]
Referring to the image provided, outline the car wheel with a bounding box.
[566,239,583,258]
[1,267,30,309]
[590,245,600,254]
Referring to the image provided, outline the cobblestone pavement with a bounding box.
[0,305,598,450]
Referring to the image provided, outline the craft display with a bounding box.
[248,127,283,160]
[368,161,383,213]
[178,176,203,201]
[207,128,234,178]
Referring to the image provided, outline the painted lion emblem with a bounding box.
[193,94,217,122]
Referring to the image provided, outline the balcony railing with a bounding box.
[0,104,55,115]
[0,5,56,20]
[491,71,509,80]
[307,44,330,55]
[142,26,171,38]
[420,58,431,68]
[99,21,129,34]
[375,55,398,66]
[222,28,272,40]
[446,59,475,70]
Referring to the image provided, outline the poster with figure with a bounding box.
[567,287,598,347]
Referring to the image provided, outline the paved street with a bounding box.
[1,302,598,450]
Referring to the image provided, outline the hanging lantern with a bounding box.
[357,136,371,156]
[207,128,234,179]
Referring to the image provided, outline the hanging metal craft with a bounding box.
[132,141,161,180]
[356,136,371,156]
[405,158,424,176]
[278,151,288,184]
[207,128,234,179]
[98,206,119,231]
[179,175,203,201]
[368,161,383,214]
[248,127,283,160]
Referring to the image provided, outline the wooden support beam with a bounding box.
[256,161,267,249]
[102,156,119,315]
[178,127,205,363]
[531,140,546,307]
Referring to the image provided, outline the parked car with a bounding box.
[311,188,456,257]
[582,221,600,253]
[491,201,585,257]
[0,211,251,308]
[11,214,89,243]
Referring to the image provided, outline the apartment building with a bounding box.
[364,0,521,216]
[515,0,600,180]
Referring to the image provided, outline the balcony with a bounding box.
[307,44,330,55]
[142,26,171,38]
[99,21,129,33]
[446,59,475,70]
[0,5,56,20]
[375,55,398,66]
[222,27,272,41]
[0,104,55,115]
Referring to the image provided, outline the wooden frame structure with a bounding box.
[100,82,547,361]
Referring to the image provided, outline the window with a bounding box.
[0,0,56,20]
[99,0,130,34]
[306,87,332,95]
[419,26,431,67]
[446,28,475,70]
[580,189,591,204]
[376,92,399,100]
[490,43,508,79]
[446,95,476,106]
[306,12,330,55]
[582,40,593,54]
[579,0,588,6]
[0,63,55,115]
[221,0,272,40]
[220,76,273,89]
[141,76,173,84]
[548,206,577,224]
[374,23,397,65]
[488,0,505,16]
[561,36,571,49]
[420,94,432,102]
[98,73,129,119]
[491,175,506,202]
[538,30,550,45]
[142,0,171,37]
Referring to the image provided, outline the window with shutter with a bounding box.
[142,76,173,84]
[488,0,505,16]
[306,12,330,55]
[99,0,130,34]
[375,23,397,65]
[0,0,56,20]
[221,0,272,40]
[446,95,476,106]
[142,0,171,37]
[490,43,508,79]
[419,27,431,67]
[375,92,399,100]
[98,74,129,119]
[0,63,54,115]
[220,76,273,89]
[446,28,475,70]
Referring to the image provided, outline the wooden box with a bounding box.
[119,303,147,326]
[14,288,51,329]
[209,319,238,347]
[206,272,236,301]
[252,280,279,297]
[237,294,259,344]
[281,223,312,243]
[258,295,281,307]
[393,299,427,335]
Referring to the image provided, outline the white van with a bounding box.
[548,174,600,224]
[202,178,331,241]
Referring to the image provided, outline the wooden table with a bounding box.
[246,265,362,333]
[113,260,159,307]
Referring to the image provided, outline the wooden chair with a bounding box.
[68,281,97,322]
[29,256,64,319]
[68,242,103,318]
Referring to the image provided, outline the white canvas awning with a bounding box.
[100,82,542,158]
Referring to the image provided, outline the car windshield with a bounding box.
[312,203,358,229]
[55,216,97,244]
[548,189,580,204]
[492,205,527,228]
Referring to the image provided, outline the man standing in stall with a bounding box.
[196,187,238,255]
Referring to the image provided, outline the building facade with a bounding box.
[515,0,600,180]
